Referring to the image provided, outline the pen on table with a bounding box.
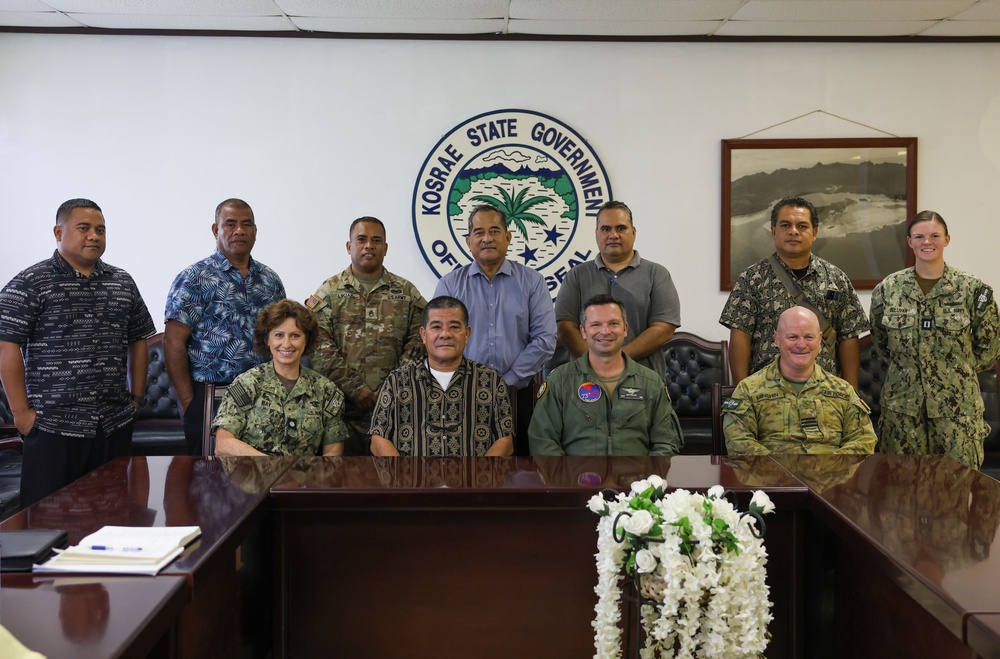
[89,545,144,551]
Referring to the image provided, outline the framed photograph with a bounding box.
[721,137,917,290]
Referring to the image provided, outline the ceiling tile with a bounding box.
[277,0,507,20]
[509,18,722,36]
[66,13,296,29]
[509,0,743,21]
[290,16,506,34]
[920,18,1000,35]
[950,0,1000,20]
[716,19,938,36]
[732,1,977,22]
[0,0,55,10]
[0,10,82,26]
[45,0,282,16]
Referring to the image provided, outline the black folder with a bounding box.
[0,530,69,572]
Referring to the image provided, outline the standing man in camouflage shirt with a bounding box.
[306,217,426,455]
[719,196,868,387]
[723,306,877,455]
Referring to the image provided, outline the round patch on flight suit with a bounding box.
[536,381,548,399]
[578,382,602,403]
[578,472,602,487]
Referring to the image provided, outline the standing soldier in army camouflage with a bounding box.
[724,306,877,455]
[870,210,1000,469]
[306,217,427,456]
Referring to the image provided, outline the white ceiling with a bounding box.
[2,0,1000,38]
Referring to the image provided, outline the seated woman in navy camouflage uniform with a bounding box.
[213,299,348,457]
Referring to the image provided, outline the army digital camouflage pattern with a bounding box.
[212,363,347,457]
[719,253,869,376]
[723,358,877,455]
[307,267,426,452]
[368,358,512,457]
[529,354,683,456]
[870,265,1000,469]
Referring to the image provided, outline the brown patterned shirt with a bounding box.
[369,358,513,456]
[719,253,869,376]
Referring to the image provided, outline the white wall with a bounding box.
[2,34,1000,340]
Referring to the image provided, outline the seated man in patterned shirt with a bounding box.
[723,306,877,455]
[369,296,514,457]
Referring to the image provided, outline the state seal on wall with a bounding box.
[412,109,613,297]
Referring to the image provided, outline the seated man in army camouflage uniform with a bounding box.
[723,306,877,455]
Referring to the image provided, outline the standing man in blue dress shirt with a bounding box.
[164,198,285,455]
[435,203,556,455]
[0,198,156,506]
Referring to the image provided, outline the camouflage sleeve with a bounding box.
[212,371,257,439]
[321,381,348,447]
[869,283,889,363]
[649,383,683,456]
[722,383,769,456]
[970,284,1000,373]
[835,397,878,454]
[400,284,428,366]
[833,274,870,339]
[527,378,566,456]
[309,302,367,399]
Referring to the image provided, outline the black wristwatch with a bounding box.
[131,394,148,407]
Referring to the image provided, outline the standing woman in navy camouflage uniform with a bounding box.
[870,211,1000,469]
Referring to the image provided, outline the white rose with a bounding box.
[623,509,655,536]
[634,548,657,573]
[707,485,724,500]
[588,494,608,515]
[750,490,776,515]
[647,474,666,490]
[630,478,651,494]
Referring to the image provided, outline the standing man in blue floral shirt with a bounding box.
[164,198,285,455]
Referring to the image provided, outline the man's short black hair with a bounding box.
[770,196,818,227]
[215,198,253,224]
[580,293,626,325]
[596,200,633,226]
[349,216,386,238]
[421,295,469,327]
[56,198,102,225]
[466,204,507,236]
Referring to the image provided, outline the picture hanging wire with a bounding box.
[733,109,901,140]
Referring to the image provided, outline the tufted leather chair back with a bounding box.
[662,333,730,452]
[857,335,889,425]
[139,333,181,419]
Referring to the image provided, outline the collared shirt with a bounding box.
[212,363,347,456]
[434,259,556,389]
[164,250,285,384]
[307,266,426,403]
[719,253,869,376]
[369,358,513,456]
[0,251,155,438]
[528,353,683,456]
[553,251,681,381]
[723,358,877,455]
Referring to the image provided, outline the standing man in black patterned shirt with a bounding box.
[719,196,869,387]
[0,199,155,506]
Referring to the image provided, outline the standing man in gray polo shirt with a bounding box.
[554,200,681,381]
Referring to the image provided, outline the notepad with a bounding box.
[33,526,201,576]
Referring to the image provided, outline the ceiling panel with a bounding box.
[509,18,722,36]
[0,10,80,25]
[921,18,1000,34]
[732,1,978,22]
[290,16,506,34]
[716,19,938,37]
[278,0,507,20]
[951,0,1000,20]
[0,0,54,10]
[509,0,743,21]
[44,0,283,16]
[67,13,295,30]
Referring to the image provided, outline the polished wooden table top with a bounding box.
[968,614,1000,659]
[0,573,188,659]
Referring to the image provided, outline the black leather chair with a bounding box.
[856,334,890,432]
[663,333,730,455]
[132,332,187,456]
[0,391,21,518]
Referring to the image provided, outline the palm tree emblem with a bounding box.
[471,185,552,242]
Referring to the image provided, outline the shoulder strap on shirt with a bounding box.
[767,255,837,354]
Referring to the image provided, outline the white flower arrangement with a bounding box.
[589,477,775,659]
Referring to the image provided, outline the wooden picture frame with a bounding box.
[721,137,917,290]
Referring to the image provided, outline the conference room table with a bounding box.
[2,453,999,658]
